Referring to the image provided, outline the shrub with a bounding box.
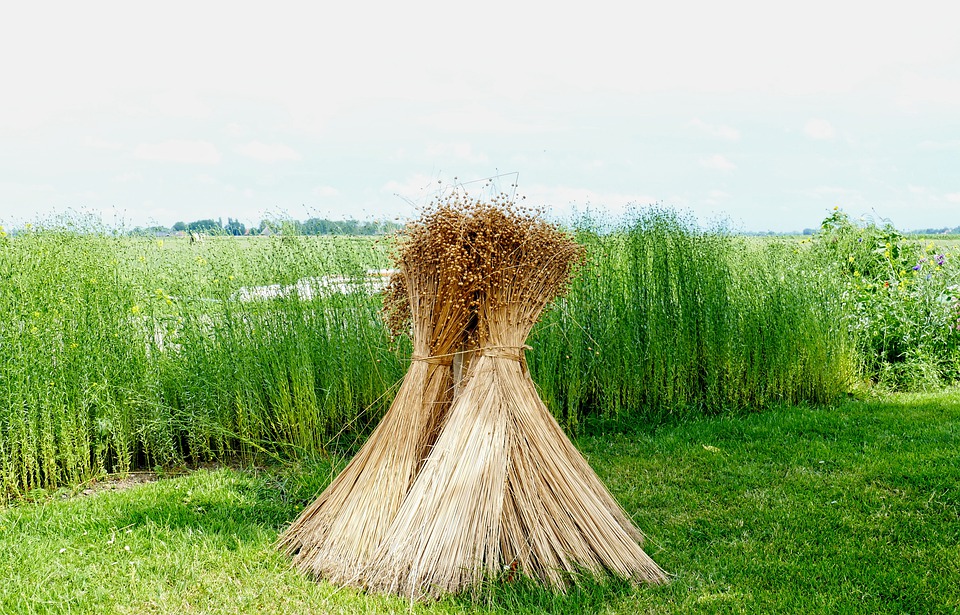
[810,207,960,389]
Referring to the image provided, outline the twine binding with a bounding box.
[411,345,532,364]
[480,345,532,361]
[409,354,454,366]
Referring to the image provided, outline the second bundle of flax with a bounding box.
[279,196,667,600]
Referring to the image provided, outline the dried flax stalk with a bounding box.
[281,197,666,599]
[362,203,667,599]
[278,208,475,584]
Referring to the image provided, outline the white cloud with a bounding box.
[688,118,741,140]
[806,186,863,202]
[897,74,960,110]
[111,172,143,183]
[236,141,301,163]
[520,184,660,218]
[381,174,446,203]
[946,193,960,203]
[918,139,960,151]
[425,142,488,164]
[804,119,836,140]
[420,106,552,134]
[700,154,736,171]
[312,185,340,198]
[0,181,56,196]
[84,137,124,150]
[151,90,211,118]
[219,183,255,199]
[133,140,221,164]
[704,189,730,205]
[376,177,662,219]
[223,123,246,138]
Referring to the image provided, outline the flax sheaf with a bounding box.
[280,195,667,599]
[277,207,479,584]
[362,200,667,599]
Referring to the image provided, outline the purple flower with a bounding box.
[912,264,922,271]
[937,254,946,266]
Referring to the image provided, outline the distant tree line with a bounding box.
[132,217,403,237]
[910,226,960,235]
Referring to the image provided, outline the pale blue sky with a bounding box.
[2,1,959,232]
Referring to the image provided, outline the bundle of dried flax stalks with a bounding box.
[277,206,476,584]
[280,196,667,599]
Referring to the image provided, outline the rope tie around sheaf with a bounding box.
[480,345,532,362]
[409,354,454,366]
[409,345,532,364]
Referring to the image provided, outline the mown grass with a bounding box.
[3,392,957,614]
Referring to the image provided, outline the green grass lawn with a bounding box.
[2,392,958,614]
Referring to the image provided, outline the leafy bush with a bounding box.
[810,208,960,389]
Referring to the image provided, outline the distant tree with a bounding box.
[179,216,401,236]
[224,217,246,236]
[279,219,302,235]
[187,219,221,233]
[358,221,383,235]
[302,217,333,235]
[335,220,359,235]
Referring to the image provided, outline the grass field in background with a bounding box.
[2,392,957,614]
[0,211,860,499]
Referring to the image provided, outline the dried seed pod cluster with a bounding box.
[382,193,586,352]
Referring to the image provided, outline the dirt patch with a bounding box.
[62,462,234,500]
[69,471,162,499]
[2,462,262,506]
